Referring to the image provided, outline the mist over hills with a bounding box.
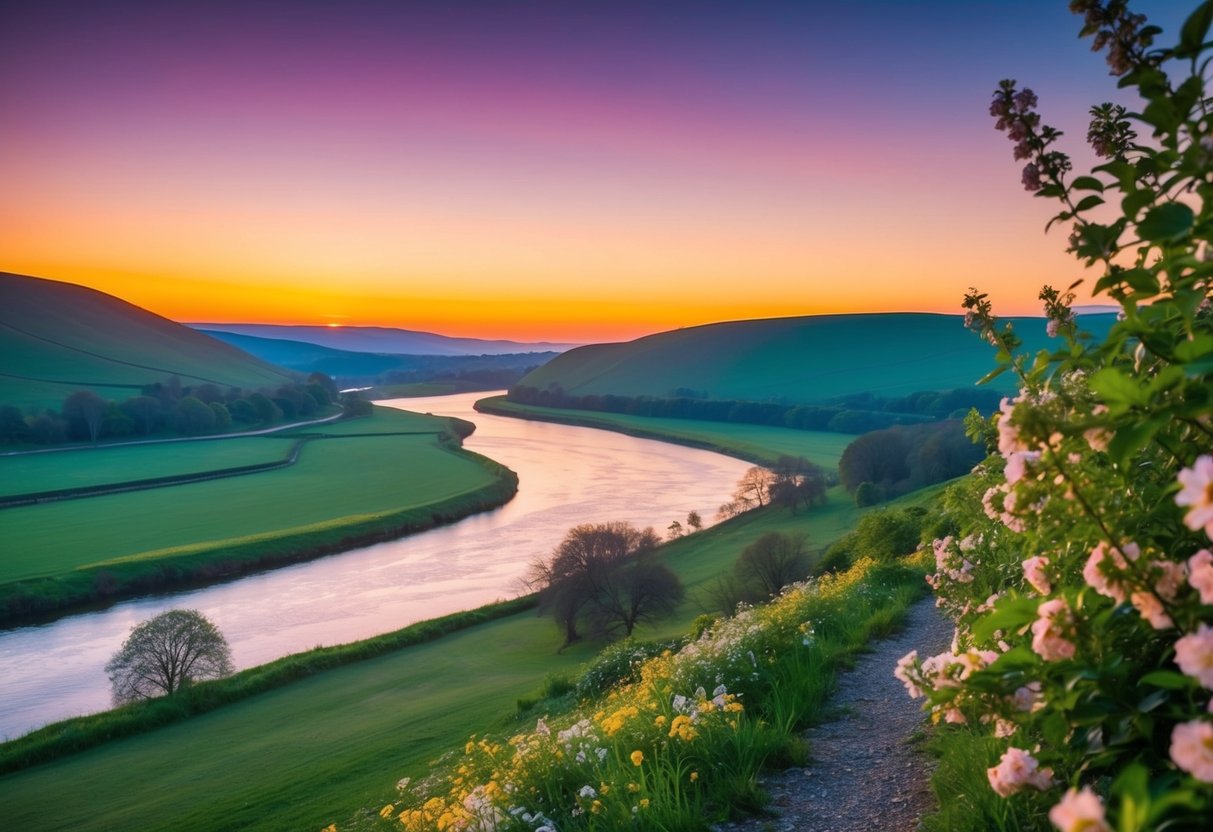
[189,323,578,357]
[0,273,295,411]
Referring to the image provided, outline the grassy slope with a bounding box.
[518,312,1116,404]
[0,408,516,619]
[477,395,851,467]
[0,479,921,832]
[0,437,295,497]
[0,409,489,583]
[0,272,295,411]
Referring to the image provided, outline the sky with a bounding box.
[0,1,1194,342]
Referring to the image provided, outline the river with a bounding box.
[0,392,752,740]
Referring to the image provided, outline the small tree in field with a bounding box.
[105,609,234,704]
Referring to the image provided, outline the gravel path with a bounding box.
[716,597,953,832]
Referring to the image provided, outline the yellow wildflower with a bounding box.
[631,750,645,766]
[654,715,667,727]
[627,782,640,793]
[690,771,699,782]
[640,798,651,809]
[379,803,395,818]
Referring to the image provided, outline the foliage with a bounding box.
[901,5,1213,830]
[839,419,981,498]
[529,522,681,646]
[346,556,927,832]
[105,609,234,704]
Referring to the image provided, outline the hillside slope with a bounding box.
[517,312,1115,404]
[0,273,295,411]
[190,323,577,356]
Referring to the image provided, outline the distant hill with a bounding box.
[199,330,558,381]
[516,312,1117,404]
[0,273,296,411]
[189,323,577,356]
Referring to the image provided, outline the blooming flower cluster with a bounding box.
[341,555,918,831]
[905,5,1213,829]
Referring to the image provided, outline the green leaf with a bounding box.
[1137,202,1195,242]
[1090,367,1143,406]
[1137,688,1169,713]
[1138,670,1196,690]
[1121,189,1154,220]
[1174,334,1213,362]
[1178,1,1213,56]
[1075,195,1105,212]
[1071,175,1105,192]
[1107,418,1165,466]
[976,366,1008,386]
[973,596,1039,642]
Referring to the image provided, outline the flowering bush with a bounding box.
[900,2,1213,829]
[335,555,925,831]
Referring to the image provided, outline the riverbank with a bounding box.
[0,496,879,832]
[0,407,518,626]
[474,395,849,468]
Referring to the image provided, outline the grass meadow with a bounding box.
[0,478,940,831]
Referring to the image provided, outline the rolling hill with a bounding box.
[197,330,558,380]
[515,312,1116,404]
[0,273,296,411]
[189,323,577,356]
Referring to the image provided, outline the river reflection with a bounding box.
[0,392,751,739]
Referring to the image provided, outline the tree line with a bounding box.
[0,372,350,446]
[507,383,1003,435]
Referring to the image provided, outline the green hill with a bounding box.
[0,273,296,411]
[517,312,1114,404]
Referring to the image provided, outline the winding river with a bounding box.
[0,392,751,740]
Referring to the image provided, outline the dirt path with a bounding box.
[717,597,953,832]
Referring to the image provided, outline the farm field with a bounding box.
[0,479,939,832]
[0,437,296,497]
[477,395,852,466]
[0,407,515,618]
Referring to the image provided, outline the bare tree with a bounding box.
[105,609,234,704]
[735,532,811,597]
[527,522,660,647]
[733,466,776,509]
[686,510,703,531]
[62,390,107,442]
[769,456,829,513]
[587,556,685,638]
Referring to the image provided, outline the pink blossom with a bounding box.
[1129,591,1173,630]
[1175,623,1213,688]
[894,651,922,698]
[1176,455,1213,538]
[1023,556,1052,595]
[1048,787,1110,832]
[1170,720,1213,782]
[1031,598,1076,662]
[1012,682,1044,713]
[1005,451,1041,485]
[1083,426,1112,453]
[988,747,1053,797]
[1082,542,1140,604]
[944,708,967,724]
[1154,560,1187,602]
[983,486,1004,521]
[997,398,1028,456]
[1188,550,1213,604]
[994,718,1017,738]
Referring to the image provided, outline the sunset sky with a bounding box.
[0,1,1191,342]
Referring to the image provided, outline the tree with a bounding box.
[174,395,216,435]
[120,395,162,435]
[733,466,776,509]
[838,429,910,492]
[686,510,702,531]
[585,556,684,638]
[62,390,107,442]
[666,520,684,540]
[528,522,661,647]
[734,532,811,598]
[0,405,29,443]
[769,455,829,513]
[105,609,233,704]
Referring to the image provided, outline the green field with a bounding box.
[477,395,851,466]
[0,437,297,498]
[0,272,296,412]
[0,481,930,831]
[0,407,516,619]
[517,312,1116,404]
